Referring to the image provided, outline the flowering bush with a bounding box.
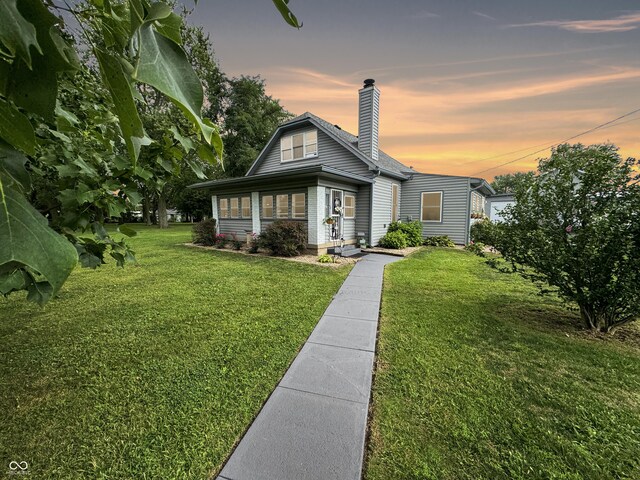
[258,221,307,257]
[214,234,227,249]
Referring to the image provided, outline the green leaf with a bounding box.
[169,125,195,152]
[145,2,172,22]
[117,224,138,237]
[95,48,146,162]
[0,178,78,304]
[154,12,182,45]
[0,141,30,191]
[133,24,214,144]
[0,0,41,68]
[271,0,303,29]
[0,268,29,294]
[0,98,36,155]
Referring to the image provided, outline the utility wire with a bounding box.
[471,107,640,176]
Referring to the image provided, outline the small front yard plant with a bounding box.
[192,219,218,246]
[378,230,408,249]
[423,235,455,247]
[464,241,486,256]
[317,254,334,264]
[257,220,307,257]
[470,218,499,245]
[387,221,423,247]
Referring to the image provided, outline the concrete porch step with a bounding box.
[328,246,362,257]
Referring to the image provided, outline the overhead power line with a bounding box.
[471,107,640,176]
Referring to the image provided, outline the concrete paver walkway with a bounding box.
[217,254,401,480]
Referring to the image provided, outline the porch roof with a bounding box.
[188,165,374,191]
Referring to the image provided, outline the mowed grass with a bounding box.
[0,224,349,479]
[366,248,640,480]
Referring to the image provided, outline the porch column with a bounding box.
[251,191,260,234]
[308,186,325,246]
[211,195,219,233]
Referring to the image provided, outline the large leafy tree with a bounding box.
[222,75,292,178]
[0,0,301,303]
[491,171,535,194]
[495,143,640,333]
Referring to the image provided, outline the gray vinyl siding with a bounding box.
[218,219,253,240]
[370,175,400,245]
[400,174,470,245]
[253,127,371,177]
[355,184,370,243]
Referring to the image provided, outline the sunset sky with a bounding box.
[194,1,639,180]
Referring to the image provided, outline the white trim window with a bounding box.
[262,195,273,218]
[471,191,485,214]
[292,193,306,219]
[219,198,229,219]
[276,194,288,218]
[391,184,399,221]
[281,130,318,162]
[241,196,251,218]
[230,197,239,218]
[421,191,443,222]
[344,194,355,219]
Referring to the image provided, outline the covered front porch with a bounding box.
[189,165,373,254]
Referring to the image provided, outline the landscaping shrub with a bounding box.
[387,221,423,247]
[192,219,217,246]
[423,235,455,247]
[258,221,307,257]
[317,254,334,264]
[248,233,259,253]
[214,234,227,249]
[378,230,408,249]
[470,218,499,245]
[230,233,243,250]
[464,241,486,257]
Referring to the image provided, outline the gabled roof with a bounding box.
[245,112,412,180]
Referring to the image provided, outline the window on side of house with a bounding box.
[262,195,273,218]
[291,193,305,219]
[241,196,251,218]
[280,130,318,162]
[276,194,288,218]
[471,192,484,213]
[344,194,355,219]
[421,191,443,222]
[230,197,239,218]
[391,184,399,221]
[219,198,229,219]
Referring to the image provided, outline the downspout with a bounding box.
[368,169,381,246]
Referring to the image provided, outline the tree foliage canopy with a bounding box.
[490,171,535,194]
[494,143,640,333]
[0,0,300,303]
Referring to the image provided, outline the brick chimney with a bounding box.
[358,78,379,161]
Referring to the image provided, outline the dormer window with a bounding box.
[281,130,318,162]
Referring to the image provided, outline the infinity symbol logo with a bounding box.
[9,461,28,471]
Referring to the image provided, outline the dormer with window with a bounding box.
[280,129,318,162]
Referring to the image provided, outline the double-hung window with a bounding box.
[344,194,355,219]
[241,197,251,218]
[276,194,288,218]
[262,195,273,218]
[219,198,229,218]
[281,130,318,162]
[230,198,239,218]
[421,192,442,222]
[292,193,306,219]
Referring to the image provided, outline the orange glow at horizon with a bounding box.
[256,67,639,181]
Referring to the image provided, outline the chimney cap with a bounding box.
[363,78,375,88]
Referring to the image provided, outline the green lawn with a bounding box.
[0,224,349,479]
[366,248,640,480]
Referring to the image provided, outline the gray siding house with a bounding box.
[191,79,494,251]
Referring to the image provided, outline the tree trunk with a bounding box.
[157,194,169,229]
[143,196,152,226]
